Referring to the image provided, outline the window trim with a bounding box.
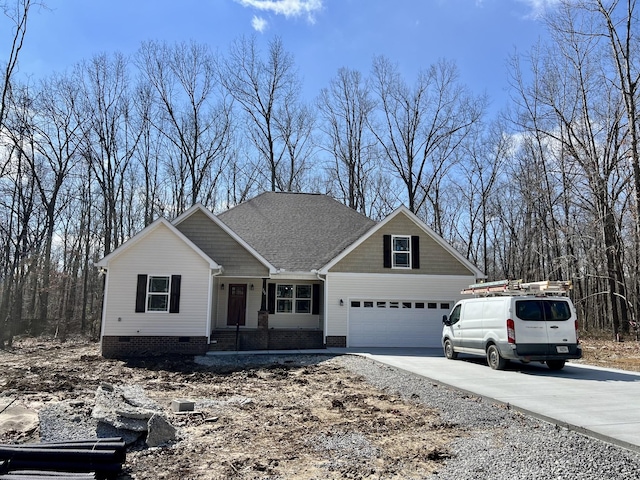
[135,274,181,314]
[391,234,412,269]
[275,283,313,315]
[146,275,171,313]
[383,235,420,269]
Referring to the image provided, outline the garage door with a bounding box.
[348,300,451,348]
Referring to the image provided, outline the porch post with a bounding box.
[258,278,269,329]
[260,278,267,312]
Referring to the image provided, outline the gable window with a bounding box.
[383,235,420,269]
[276,284,312,314]
[392,235,411,268]
[135,274,181,313]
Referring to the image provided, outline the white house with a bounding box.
[97,192,484,357]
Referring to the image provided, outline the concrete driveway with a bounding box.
[326,347,640,453]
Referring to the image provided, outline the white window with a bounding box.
[147,276,170,312]
[392,235,411,268]
[277,284,312,314]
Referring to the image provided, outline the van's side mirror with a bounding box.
[442,315,450,326]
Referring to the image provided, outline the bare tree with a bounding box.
[4,75,84,334]
[509,6,631,337]
[275,100,315,192]
[370,56,486,217]
[0,0,34,137]
[220,35,301,192]
[0,3,43,342]
[317,67,378,213]
[580,0,640,335]
[136,41,232,213]
[76,52,140,256]
[453,121,510,274]
[130,81,165,225]
[0,129,43,345]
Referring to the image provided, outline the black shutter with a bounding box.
[135,274,147,312]
[169,275,181,313]
[312,283,320,315]
[383,235,391,268]
[268,283,276,314]
[411,235,420,269]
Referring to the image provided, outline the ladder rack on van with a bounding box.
[461,279,572,296]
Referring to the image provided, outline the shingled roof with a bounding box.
[217,192,376,272]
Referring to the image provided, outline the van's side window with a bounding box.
[449,305,462,325]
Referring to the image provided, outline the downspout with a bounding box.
[207,266,224,343]
[313,270,327,346]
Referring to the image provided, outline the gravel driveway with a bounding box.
[333,355,640,479]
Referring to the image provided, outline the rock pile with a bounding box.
[39,383,176,447]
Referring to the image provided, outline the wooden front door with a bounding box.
[227,284,247,326]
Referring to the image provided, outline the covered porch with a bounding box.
[210,276,324,351]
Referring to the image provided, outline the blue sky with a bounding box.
[4,0,558,112]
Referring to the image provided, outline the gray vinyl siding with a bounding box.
[176,210,270,277]
[329,212,474,275]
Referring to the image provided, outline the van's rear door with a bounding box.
[541,299,576,351]
[514,298,575,352]
[514,299,548,345]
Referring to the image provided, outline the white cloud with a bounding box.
[517,0,562,19]
[252,15,268,32]
[235,0,323,23]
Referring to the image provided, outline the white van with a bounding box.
[441,293,582,370]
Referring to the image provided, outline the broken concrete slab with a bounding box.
[90,383,177,446]
[146,413,177,447]
[92,384,159,432]
[0,404,38,437]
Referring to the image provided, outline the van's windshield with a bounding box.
[515,299,571,321]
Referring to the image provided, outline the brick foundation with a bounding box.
[267,330,324,350]
[209,329,324,351]
[325,336,347,348]
[101,336,209,358]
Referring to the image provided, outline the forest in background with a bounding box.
[1,0,639,345]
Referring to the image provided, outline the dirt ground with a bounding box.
[0,339,457,479]
[0,335,638,479]
[573,335,640,371]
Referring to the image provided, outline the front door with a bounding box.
[227,284,247,326]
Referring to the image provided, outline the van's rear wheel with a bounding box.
[546,360,566,371]
[444,339,457,360]
[486,344,507,370]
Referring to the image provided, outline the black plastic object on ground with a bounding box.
[0,437,125,480]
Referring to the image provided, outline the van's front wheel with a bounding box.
[443,339,457,360]
[486,344,507,370]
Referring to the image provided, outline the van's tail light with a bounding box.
[507,319,516,344]
[575,320,580,343]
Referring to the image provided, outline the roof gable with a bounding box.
[320,205,484,277]
[217,192,376,272]
[96,218,220,270]
[173,204,276,274]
